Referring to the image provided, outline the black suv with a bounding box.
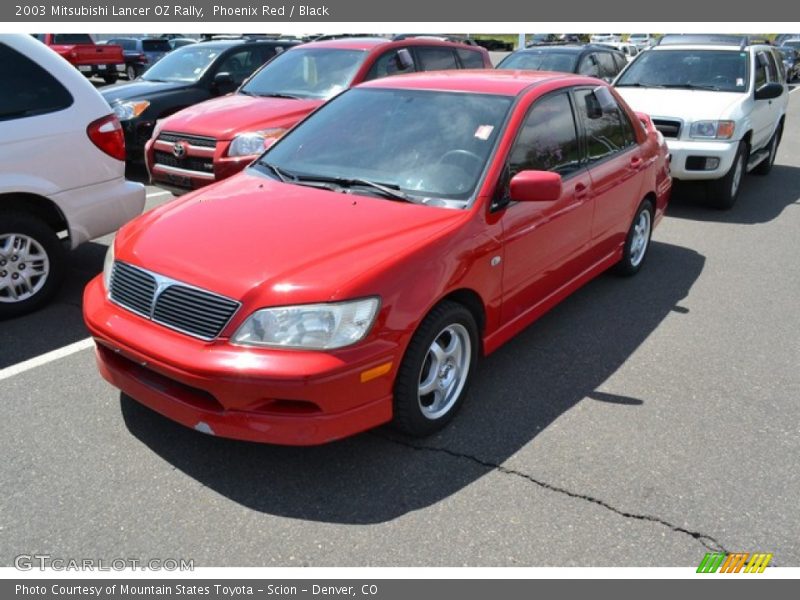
[496,44,628,82]
[101,39,300,160]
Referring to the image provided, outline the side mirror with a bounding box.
[754,82,783,100]
[509,170,562,203]
[396,48,414,71]
[212,72,235,93]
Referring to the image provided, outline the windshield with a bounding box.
[783,40,800,50]
[616,49,749,92]
[141,45,223,83]
[241,48,367,100]
[498,51,578,72]
[254,88,512,207]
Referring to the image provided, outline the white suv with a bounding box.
[615,35,789,208]
[0,34,145,318]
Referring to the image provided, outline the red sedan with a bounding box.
[84,70,672,445]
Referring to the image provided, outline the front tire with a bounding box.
[392,301,478,437]
[707,141,747,210]
[0,212,66,319]
[125,64,137,80]
[614,198,654,276]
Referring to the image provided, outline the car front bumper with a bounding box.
[665,138,739,181]
[83,276,397,445]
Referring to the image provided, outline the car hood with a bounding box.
[115,172,467,306]
[157,94,324,140]
[615,87,746,121]
[101,79,188,103]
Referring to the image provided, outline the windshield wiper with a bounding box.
[254,160,292,183]
[660,83,721,91]
[298,175,416,203]
[615,82,666,88]
[253,92,302,99]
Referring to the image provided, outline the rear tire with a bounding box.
[0,212,66,320]
[614,198,654,276]
[392,301,478,437]
[126,64,137,80]
[707,141,746,210]
[102,73,118,85]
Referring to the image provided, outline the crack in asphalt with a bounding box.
[377,434,729,553]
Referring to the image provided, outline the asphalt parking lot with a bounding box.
[1,87,798,568]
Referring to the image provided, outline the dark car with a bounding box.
[101,39,300,160]
[496,44,628,82]
[778,46,800,82]
[107,37,172,80]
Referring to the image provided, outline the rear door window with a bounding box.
[415,47,459,71]
[0,42,73,121]
[578,53,600,77]
[596,52,618,79]
[574,88,636,164]
[457,48,486,68]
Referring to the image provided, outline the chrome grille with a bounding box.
[109,261,156,317]
[652,119,682,138]
[157,132,217,147]
[152,285,239,340]
[109,261,240,340]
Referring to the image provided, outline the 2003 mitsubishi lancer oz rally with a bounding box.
[84,70,672,445]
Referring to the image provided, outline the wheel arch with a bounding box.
[0,192,69,237]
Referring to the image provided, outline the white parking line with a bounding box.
[146,190,172,198]
[0,337,94,382]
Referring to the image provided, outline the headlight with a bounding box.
[112,100,150,121]
[689,120,735,140]
[232,298,380,350]
[102,244,115,292]
[227,129,287,157]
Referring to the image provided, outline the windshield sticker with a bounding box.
[736,78,745,87]
[474,125,494,140]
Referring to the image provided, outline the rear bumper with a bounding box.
[52,178,145,249]
[83,276,397,445]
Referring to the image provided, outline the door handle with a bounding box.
[630,157,644,169]
[574,182,589,199]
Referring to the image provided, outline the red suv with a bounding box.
[86,71,671,445]
[145,37,492,193]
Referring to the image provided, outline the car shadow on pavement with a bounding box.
[0,241,106,369]
[121,240,705,524]
[667,164,800,224]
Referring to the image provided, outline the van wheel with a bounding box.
[707,142,746,210]
[392,301,478,437]
[0,213,65,320]
[614,198,654,276]
[752,126,782,176]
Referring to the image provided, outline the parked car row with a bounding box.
[0,31,791,448]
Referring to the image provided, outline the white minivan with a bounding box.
[0,34,145,318]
